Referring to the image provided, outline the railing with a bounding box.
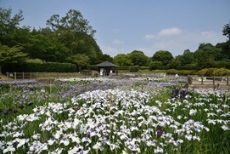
[6,72,32,80]
[3,72,230,86]
[191,75,229,86]
[5,72,90,80]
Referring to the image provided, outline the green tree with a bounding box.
[26,28,69,62]
[221,21,230,62]
[114,54,132,66]
[100,54,113,62]
[11,27,32,47]
[0,44,27,72]
[0,44,27,64]
[179,49,195,65]
[223,21,230,40]
[128,50,150,66]
[172,49,196,69]
[46,9,95,36]
[170,55,181,69]
[152,50,174,67]
[194,43,219,69]
[216,42,230,61]
[0,7,24,46]
[74,32,102,64]
[67,54,90,71]
[195,49,212,69]
[149,61,163,70]
[46,10,102,63]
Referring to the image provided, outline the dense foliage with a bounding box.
[2,62,77,73]
[0,7,230,72]
[0,8,107,72]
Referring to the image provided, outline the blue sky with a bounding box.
[1,0,229,57]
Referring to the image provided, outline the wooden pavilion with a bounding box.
[95,61,118,76]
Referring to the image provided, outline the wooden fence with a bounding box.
[191,75,229,86]
[6,72,32,80]
[5,72,86,80]
[3,72,230,86]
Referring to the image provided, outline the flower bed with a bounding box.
[0,78,229,153]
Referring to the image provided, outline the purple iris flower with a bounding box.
[13,110,18,114]
[19,104,24,109]
[27,102,34,106]
[156,129,163,137]
[86,132,91,138]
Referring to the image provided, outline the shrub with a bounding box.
[166,69,177,75]
[166,69,197,76]
[213,68,230,76]
[176,64,199,70]
[2,62,77,73]
[204,68,217,76]
[115,66,130,70]
[87,65,98,71]
[140,66,149,70]
[197,68,230,76]
[197,68,209,76]
[213,61,230,69]
[24,58,44,64]
[149,61,163,70]
[129,65,139,72]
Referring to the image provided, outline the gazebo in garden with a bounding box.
[95,61,118,76]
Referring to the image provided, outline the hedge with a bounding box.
[166,69,197,76]
[213,61,230,69]
[197,68,230,76]
[176,64,199,70]
[1,62,77,73]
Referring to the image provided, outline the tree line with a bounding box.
[0,7,229,73]
[114,22,230,71]
[0,8,110,72]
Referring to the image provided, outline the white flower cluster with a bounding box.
[0,87,229,153]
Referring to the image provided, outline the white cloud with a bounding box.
[158,27,182,36]
[112,39,124,45]
[144,27,182,41]
[144,34,156,40]
[97,28,226,58]
[100,45,129,57]
[143,28,226,56]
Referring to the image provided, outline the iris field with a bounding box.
[0,77,229,154]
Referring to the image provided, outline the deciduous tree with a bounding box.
[0,7,24,46]
[223,21,230,40]
[0,44,27,72]
[67,54,90,71]
[152,50,173,66]
[46,9,102,63]
[128,50,150,66]
[114,54,132,66]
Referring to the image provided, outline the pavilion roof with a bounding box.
[95,61,118,67]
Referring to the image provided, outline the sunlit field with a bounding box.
[0,77,229,154]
